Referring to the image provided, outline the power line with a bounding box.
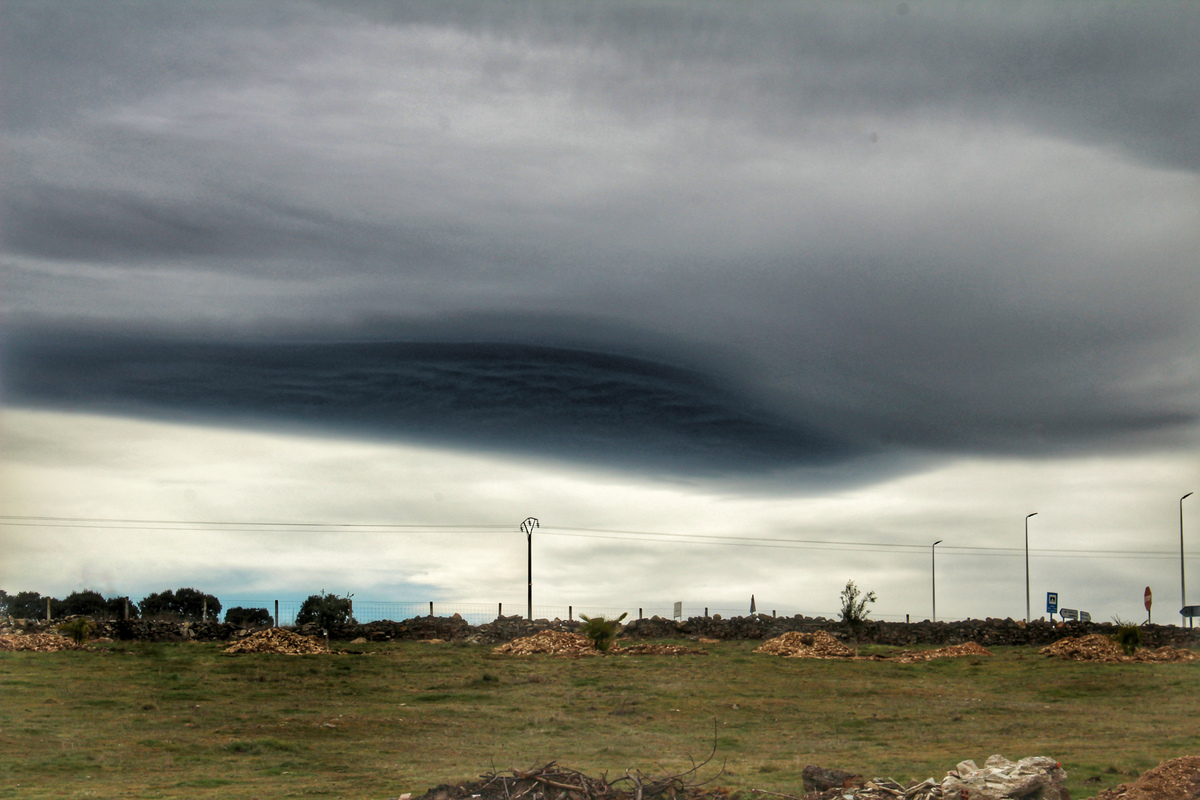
[3,514,1193,561]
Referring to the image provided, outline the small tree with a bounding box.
[60,590,108,618]
[296,591,356,632]
[578,612,628,652]
[839,580,876,654]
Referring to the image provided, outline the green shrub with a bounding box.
[295,591,356,631]
[57,617,93,645]
[1110,617,1143,655]
[578,612,627,652]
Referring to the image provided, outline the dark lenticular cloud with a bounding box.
[1,0,1197,476]
[2,334,850,474]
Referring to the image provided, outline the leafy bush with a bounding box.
[57,617,93,645]
[578,612,628,652]
[296,591,356,631]
[3,590,55,620]
[139,588,221,620]
[1110,617,1143,655]
[225,607,273,628]
[60,590,108,618]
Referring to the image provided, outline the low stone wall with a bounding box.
[6,612,1198,649]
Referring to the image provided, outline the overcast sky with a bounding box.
[2,1,1198,625]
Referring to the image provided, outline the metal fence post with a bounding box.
[498,602,502,618]
[274,600,279,628]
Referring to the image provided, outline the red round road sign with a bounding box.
[1144,587,1152,611]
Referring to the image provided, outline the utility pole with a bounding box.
[521,517,539,620]
[1025,513,1038,623]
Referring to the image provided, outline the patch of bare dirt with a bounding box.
[0,633,86,652]
[754,631,854,658]
[223,628,328,655]
[1086,755,1200,800]
[1041,634,1198,663]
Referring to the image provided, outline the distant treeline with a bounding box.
[1,588,345,629]
[0,587,230,622]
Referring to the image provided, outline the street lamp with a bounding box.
[1182,493,1193,628]
[931,540,943,622]
[521,517,539,620]
[1025,513,1038,623]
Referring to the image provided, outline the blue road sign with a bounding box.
[1046,592,1058,615]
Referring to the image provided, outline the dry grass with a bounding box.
[0,639,1197,799]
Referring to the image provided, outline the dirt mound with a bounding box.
[493,630,600,656]
[0,633,86,652]
[223,628,328,655]
[754,630,854,658]
[1041,634,1198,663]
[889,642,993,663]
[1087,756,1200,800]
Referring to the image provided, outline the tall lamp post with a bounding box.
[931,540,943,622]
[1025,513,1038,623]
[521,517,539,620]
[1182,493,1193,628]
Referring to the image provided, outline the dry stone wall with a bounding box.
[5,612,1197,648]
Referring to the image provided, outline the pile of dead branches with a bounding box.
[493,631,602,656]
[0,633,87,652]
[1040,634,1198,663]
[884,642,993,663]
[223,628,328,655]
[415,760,729,800]
[615,643,708,656]
[754,631,854,659]
[1088,755,1200,800]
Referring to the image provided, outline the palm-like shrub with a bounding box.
[578,612,628,652]
[57,617,93,645]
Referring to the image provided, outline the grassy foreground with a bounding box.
[1,638,1197,800]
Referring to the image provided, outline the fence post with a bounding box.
[274,600,279,628]
[46,597,51,622]
[124,598,129,621]
[429,601,434,617]
[639,608,643,620]
[705,607,708,617]
[202,598,207,622]
[773,610,776,618]
[569,605,572,621]
[498,602,502,618]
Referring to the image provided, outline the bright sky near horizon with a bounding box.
[2,1,1198,624]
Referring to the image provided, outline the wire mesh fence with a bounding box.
[246,600,916,627]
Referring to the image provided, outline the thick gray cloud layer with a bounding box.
[3,0,1198,470]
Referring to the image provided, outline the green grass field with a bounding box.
[1,639,1197,799]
